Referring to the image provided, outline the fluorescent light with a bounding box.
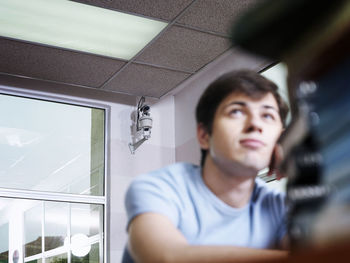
[0,0,167,60]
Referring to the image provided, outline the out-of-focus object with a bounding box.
[231,0,350,250]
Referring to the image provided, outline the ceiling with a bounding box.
[0,0,264,99]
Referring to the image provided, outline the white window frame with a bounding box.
[0,84,110,263]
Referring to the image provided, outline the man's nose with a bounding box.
[244,114,263,133]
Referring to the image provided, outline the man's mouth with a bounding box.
[239,139,265,149]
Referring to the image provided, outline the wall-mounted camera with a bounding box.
[129,97,153,154]
[137,104,152,139]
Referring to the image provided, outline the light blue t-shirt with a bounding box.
[122,163,287,263]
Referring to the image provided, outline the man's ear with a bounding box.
[197,123,210,150]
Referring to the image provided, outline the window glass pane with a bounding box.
[71,204,102,262]
[71,204,102,237]
[0,94,105,196]
[71,242,99,263]
[27,260,42,263]
[45,202,68,251]
[46,253,67,263]
[24,204,42,257]
[0,197,104,262]
[260,62,289,103]
[0,222,9,263]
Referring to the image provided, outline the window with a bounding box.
[0,91,108,263]
[259,62,289,191]
[0,94,105,195]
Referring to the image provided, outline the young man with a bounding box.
[122,70,289,263]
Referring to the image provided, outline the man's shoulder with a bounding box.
[133,162,200,186]
[158,162,199,173]
[125,163,201,228]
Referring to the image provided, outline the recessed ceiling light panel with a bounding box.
[0,0,168,60]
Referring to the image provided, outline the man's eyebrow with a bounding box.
[225,101,279,112]
[262,105,279,112]
[225,101,247,107]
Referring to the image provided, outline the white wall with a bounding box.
[173,48,269,164]
[109,94,175,262]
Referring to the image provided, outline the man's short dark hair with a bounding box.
[195,69,289,167]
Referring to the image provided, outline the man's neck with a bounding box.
[202,156,257,208]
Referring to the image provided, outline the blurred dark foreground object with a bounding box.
[260,242,350,263]
[232,0,350,253]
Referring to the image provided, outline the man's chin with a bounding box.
[230,159,269,177]
[245,163,266,172]
[210,153,266,177]
[241,157,268,173]
[217,159,260,177]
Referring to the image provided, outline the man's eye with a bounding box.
[230,109,243,116]
[263,113,275,120]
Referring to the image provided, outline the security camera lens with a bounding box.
[143,105,150,111]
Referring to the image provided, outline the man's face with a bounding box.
[203,92,283,173]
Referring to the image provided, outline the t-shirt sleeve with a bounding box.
[124,173,181,229]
